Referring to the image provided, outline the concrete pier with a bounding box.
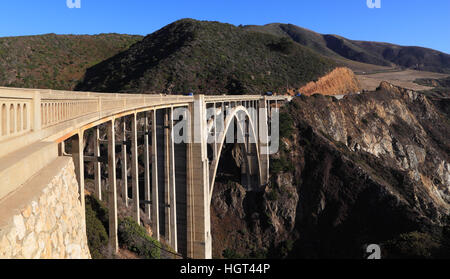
[107,119,118,254]
[143,112,151,220]
[151,110,160,241]
[93,126,102,200]
[168,107,178,252]
[121,120,128,207]
[186,95,212,259]
[131,113,140,224]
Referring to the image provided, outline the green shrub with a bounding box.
[250,248,268,259]
[222,248,243,259]
[118,217,161,259]
[270,157,294,175]
[383,231,441,259]
[85,195,109,259]
[279,112,294,139]
[267,188,279,201]
[271,159,284,174]
[279,239,295,258]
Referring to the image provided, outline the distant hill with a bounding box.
[75,19,336,94]
[244,23,450,74]
[0,33,143,90]
[3,20,447,94]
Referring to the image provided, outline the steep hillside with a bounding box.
[244,23,340,59]
[211,82,450,258]
[244,23,450,74]
[0,33,143,90]
[75,19,336,94]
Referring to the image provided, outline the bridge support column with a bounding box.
[131,113,140,224]
[164,109,171,244]
[144,112,151,220]
[121,121,128,207]
[168,107,178,252]
[259,99,270,186]
[213,102,218,161]
[72,131,86,216]
[58,141,65,156]
[186,95,212,259]
[93,126,102,200]
[151,110,160,241]
[247,139,259,188]
[245,119,252,188]
[107,119,119,254]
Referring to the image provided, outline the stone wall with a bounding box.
[0,157,91,259]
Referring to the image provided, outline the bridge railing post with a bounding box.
[32,91,41,131]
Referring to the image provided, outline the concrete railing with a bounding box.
[0,90,34,140]
[0,87,194,144]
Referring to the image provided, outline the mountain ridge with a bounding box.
[244,23,450,74]
[75,19,337,94]
[1,19,448,93]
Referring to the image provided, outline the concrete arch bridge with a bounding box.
[0,87,290,259]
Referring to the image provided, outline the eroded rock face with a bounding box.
[291,82,450,209]
[210,82,450,258]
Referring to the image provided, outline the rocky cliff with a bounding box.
[211,82,450,258]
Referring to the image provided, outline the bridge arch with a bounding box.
[208,105,262,203]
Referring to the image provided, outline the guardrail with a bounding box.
[0,88,192,143]
[0,90,34,140]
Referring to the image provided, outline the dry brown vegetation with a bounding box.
[294,67,361,96]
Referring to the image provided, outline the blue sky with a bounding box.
[0,0,449,54]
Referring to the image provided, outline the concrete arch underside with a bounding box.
[208,105,262,203]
